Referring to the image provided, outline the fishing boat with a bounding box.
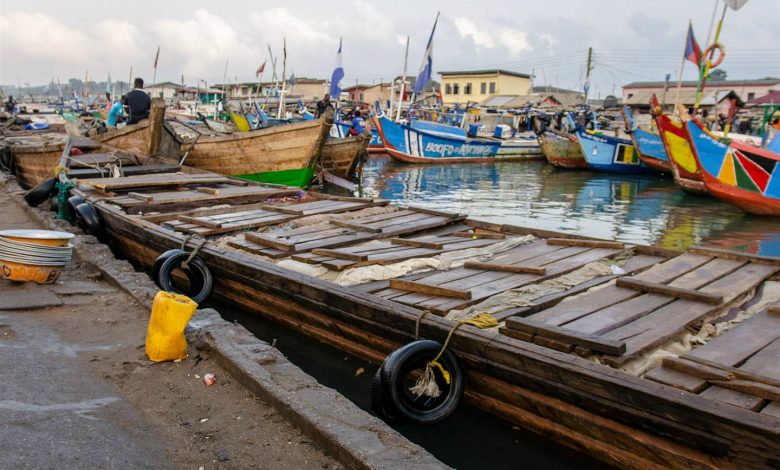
[39,154,780,469]
[574,127,654,175]
[683,111,780,215]
[319,131,371,179]
[622,106,671,173]
[166,117,331,187]
[67,118,151,157]
[373,115,542,164]
[650,95,708,194]
[537,129,588,169]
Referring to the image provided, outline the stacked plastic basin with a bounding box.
[0,229,74,284]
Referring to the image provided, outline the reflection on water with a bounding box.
[357,156,780,257]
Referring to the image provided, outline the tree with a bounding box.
[709,69,727,81]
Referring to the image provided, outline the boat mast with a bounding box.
[583,47,593,105]
[278,37,287,119]
[395,36,410,122]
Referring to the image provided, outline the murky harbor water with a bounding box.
[356,156,780,257]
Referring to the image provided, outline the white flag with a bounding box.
[723,0,749,11]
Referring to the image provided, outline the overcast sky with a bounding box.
[1,0,778,96]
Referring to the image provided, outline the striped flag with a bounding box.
[414,12,439,94]
[684,22,702,66]
[329,38,344,98]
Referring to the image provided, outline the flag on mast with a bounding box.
[329,38,344,99]
[256,60,266,78]
[724,0,749,10]
[684,22,703,66]
[413,12,439,94]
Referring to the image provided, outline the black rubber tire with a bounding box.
[0,147,13,173]
[376,340,464,425]
[24,178,56,207]
[370,368,398,422]
[67,195,85,215]
[156,250,213,304]
[152,249,183,282]
[74,202,102,235]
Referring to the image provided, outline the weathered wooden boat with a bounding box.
[67,118,151,157]
[163,116,332,188]
[537,129,588,169]
[319,132,370,179]
[44,159,780,468]
[575,128,655,175]
[651,95,708,195]
[374,116,542,164]
[0,133,142,188]
[683,114,780,216]
[622,106,671,173]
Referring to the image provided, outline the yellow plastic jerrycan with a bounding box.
[146,291,198,362]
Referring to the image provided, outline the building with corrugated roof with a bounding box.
[622,78,780,106]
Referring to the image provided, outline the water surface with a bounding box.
[356,156,780,256]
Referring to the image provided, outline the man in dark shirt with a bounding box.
[126,78,151,125]
[315,93,334,118]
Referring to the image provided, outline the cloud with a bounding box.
[151,10,260,79]
[453,17,495,49]
[498,29,531,56]
[1,11,91,63]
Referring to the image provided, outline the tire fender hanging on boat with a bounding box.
[74,202,103,236]
[154,248,213,304]
[23,178,57,207]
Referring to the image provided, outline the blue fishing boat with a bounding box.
[622,106,670,172]
[575,128,655,175]
[374,115,541,164]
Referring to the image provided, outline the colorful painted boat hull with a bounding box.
[538,131,588,169]
[575,130,654,174]
[650,96,707,195]
[631,128,670,173]
[375,116,541,164]
[685,119,780,215]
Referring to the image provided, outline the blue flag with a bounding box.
[329,38,344,99]
[414,12,439,94]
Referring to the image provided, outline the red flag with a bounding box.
[684,23,702,66]
[153,46,160,68]
[256,60,266,78]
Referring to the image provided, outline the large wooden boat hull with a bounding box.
[89,120,150,157]
[172,118,331,187]
[538,130,588,169]
[320,133,370,179]
[375,116,542,164]
[685,119,780,215]
[631,128,671,173]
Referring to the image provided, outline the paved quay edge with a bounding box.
[0,173,448,470]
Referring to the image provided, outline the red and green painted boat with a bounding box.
[650,95,708,195]
[684,114,780,216]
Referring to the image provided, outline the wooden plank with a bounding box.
[244,232,295,253]
[390,237,445,249]
[81,173,233,190]
[547,238,625,249]
[643,367,709,393]
[178,215,222,228]
[506,318,626,355]
[660,357,735,381]
[196,187,220,195]
[406,205,460,218]
[761,402,780,418]
[388,280,471,299]
[330,220,383,233]
[127,192,153,202]
[463,262,547,275]
[768,303,780,315]
[615,278,724,305]
[687,245,780,265]
[683,310,780,366]
[452,231,506,239]
[311,249,368,262]
[708,380,780,402]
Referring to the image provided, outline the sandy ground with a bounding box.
[0,196,340,469]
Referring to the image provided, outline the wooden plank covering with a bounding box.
[388,280,472,299]
[615,277,725,304]
[547,238,625,249]
[504,318,626,355]
[79,173,237,190]
[687,245,780,266]
[463,262,547,275]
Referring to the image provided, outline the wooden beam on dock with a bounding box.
[546,238,625,250]
[388,280,472,299]
[616,278,724,304]
[463,262,547,275]
[503,318,626,356]
[687,245,780,266]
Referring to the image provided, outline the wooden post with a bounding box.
[146,97,166,156]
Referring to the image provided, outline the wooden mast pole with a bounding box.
[395,36,410,122]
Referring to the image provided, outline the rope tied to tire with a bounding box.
[182,238,207,270]
[409,313,499,399]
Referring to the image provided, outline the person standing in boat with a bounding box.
[126,78,151,125]
[107,95,125,127]
[315,94,334,118]
[350,110,366,136]
[4,95,16,113]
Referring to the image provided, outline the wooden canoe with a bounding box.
[167,118,332,179]
[56,163,780,469]
[538,130,588,169]
[320,132,370,179]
